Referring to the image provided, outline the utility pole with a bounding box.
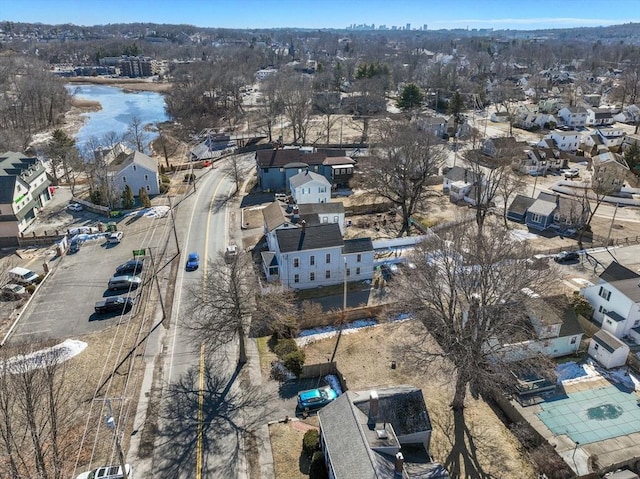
[105,399,129,479]
[148,248,167,321]
[168,196,180,254]
[605,202,620,247]
[329,258,348,363]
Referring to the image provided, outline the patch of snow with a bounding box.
[125,206,169,219]
[296,319,378,347]
[325,374,343,395]
[571,278,594,288]
[3,339,87,374]
[509,230,538,241]
[68,226,100,235]
[556,361,600,384]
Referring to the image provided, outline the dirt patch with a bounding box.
[296,320,536,479]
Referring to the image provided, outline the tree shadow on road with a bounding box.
[154,361,276,478]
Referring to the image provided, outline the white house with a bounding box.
[588,330,630,369]
[558,106,588,127]
[289,170,331,204]
[595,127,625,150]
[586,108,615,127]
[260,201,373,289]
[0,151,52,238]
[268,223,374,289]
[541,129,583,152]
[111,151,160,196]
[417,116,448,138]
[580,278,640,343]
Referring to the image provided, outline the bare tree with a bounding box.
[154,123,182,169]
[396,222,554,478]
[280,73,313,144]
[256,76,284,143]
[252,286,299,338]
[497,170,527,228]
[577,165,624,245]
[357,121,446,236]
[125,116,148,153]
[223,155,244,196]
[187,251,254,365]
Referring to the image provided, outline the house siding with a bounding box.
[580,283,638,337]
[114,162,160,196]
[525,210,553,231]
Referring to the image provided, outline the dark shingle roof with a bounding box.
[276,223,343,253]
[297,203,344,215]
[599,261,640,283]
[256,148,326,168]
[343,238,373,254]
[0,176,16,203]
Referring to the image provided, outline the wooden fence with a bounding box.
[300,361,348,393]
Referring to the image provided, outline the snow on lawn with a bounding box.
[3,339,87,374]
[509,230,539,241]
[125,206,169,219]
[296,319,378,347]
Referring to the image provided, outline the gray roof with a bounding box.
[110,151,158,174]
[297,202,344,215]
[527,197,556,216]
[290,170,331,189]
[592,330,627,353]
[343,238,374,254]
[275,223,343,253]
[256,148,326,168]
[608,277,640,302]
[318,386,442,479]
[507,194,536,216]
[599,261,640,283]
[0,176,16,203]
[262,202,287,232]
[443,166,475,182]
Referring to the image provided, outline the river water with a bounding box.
[65,84,170,151]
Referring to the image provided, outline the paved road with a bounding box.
[152,156,260,479]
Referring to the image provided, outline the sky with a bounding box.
[2,0,640,31]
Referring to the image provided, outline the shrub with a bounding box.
[274,338,298,359]
[139,187,151,208]
[184,173,196,183]
[309,451,328,479]
[160,164,166,174]
[283,349,305,377]
[570,293,593,318]
[160,174,171,184]
[159,183,170,194]
[26,284,36,294]
[302,429,320,456]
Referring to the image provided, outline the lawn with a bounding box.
[266,319,536,479]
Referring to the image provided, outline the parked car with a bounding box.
[564,168,580,179]
[67,203,83,212]
[185,252,200,271]
[116,259,144,275]
[224,245,238,264]
[107,231,124,244]
[94,296,134,314]
[107,275,141,291]
[8,267,39,285]
[554,251,580,263]
[1,283,26,301]
[297,386,338,411]
[76,464,132,479]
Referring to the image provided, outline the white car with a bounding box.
[67,203,83,212]
[107,231,124,244]
[76,464,131,479]
[564,168,580,179]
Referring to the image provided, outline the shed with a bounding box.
[588,330,630,369]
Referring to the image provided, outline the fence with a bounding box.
[297,304,387,331]
[300,361,348,393]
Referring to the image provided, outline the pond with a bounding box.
[65,84,170,151]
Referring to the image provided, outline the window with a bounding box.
[356,254,361,263]
[346,268,351,277]
[356,267,361,275]
[594,343,599,351]
[264,168,269,173]
[530,213,541,223]
[294,274,299,284]
[334,216,339,223]
[322,216,328,223]
[310,255,315,266]
[279,167,284,172]
[310,272,315,281]
[144,174,149,181]
[293,257,299,268]
[599,286,611,301]
[326,253,331,264]
[133,165,137,171]
[146,185,150,191]
[122,176,127,183]
[598,305,608,314]
[570,337,577,344]
[606,319,612,325]
[325,270,331,279]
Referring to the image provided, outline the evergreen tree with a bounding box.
[397,83,424,111]
[624,140,640,173]
[138,187,151,208]
[122,185,134,209]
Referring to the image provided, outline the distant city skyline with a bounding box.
[3,0,640,31]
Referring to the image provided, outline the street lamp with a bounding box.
[105,400,129,479]
[571,440,580,475]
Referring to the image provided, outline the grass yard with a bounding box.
[267,319,536,479]
[269,417,319,479]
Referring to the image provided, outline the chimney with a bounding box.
[394,452,404,476]
[368,391,379,425]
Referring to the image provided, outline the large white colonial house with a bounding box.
[110,151,160,196]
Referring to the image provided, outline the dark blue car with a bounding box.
[186,252,200,271]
